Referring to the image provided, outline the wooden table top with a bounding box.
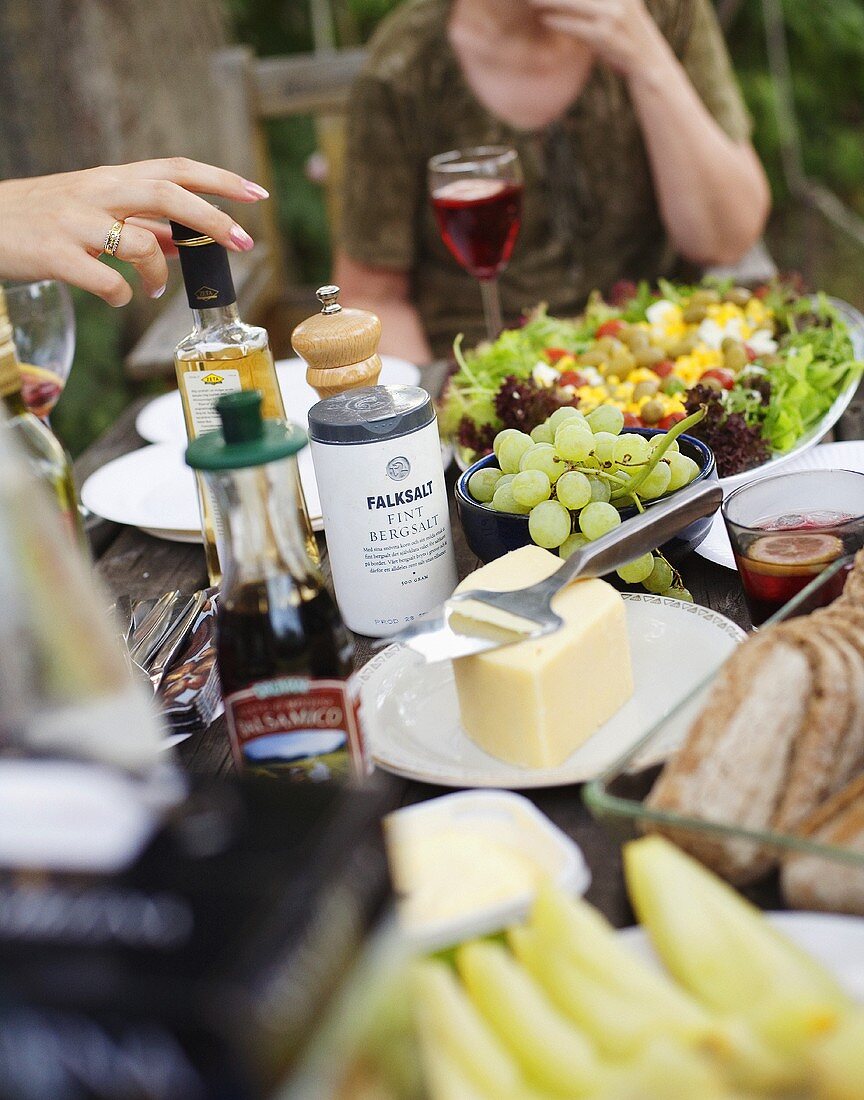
[74,368,863,926]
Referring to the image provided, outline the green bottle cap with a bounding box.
[185,390,307,471]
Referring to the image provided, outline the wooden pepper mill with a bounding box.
[291,285,382,399]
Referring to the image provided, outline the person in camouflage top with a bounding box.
[335,0,769,362]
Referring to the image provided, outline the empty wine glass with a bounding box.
[3,280,76,421]
[428,146,524,341]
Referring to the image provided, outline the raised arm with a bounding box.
[531,0,770,265]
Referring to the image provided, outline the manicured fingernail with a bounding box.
[150,284,167,299]
[243,180,269,200]
[229,225,255,251]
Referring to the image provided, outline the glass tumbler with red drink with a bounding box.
[722,469,864,625]
[428,146,524,341]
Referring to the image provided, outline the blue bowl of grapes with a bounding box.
[455,411,717,572]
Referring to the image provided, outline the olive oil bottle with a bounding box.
[171,222,316,583]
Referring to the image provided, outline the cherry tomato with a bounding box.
[658,412,686,430]
[545,347,571,363]
[558,369,589,388]
[651,359,676,378]
[701,367,735,390]
[595,319,625,338]
[623,413,643,428]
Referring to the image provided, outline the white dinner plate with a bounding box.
[357,594,744,789]
[81,444,200,534]
[113,356,421,540]
[81,442,324,537]
[82,442,324,538]
[619,911,864,1003]
[135,355,422,446]
[696,439,864,570]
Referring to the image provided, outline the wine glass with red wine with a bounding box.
[428,146,524,341]
[3,280,76,422]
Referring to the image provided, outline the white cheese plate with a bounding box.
[358,594,744,789]
[619,911,864,1003]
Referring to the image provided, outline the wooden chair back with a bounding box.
[125,44,365,381]
[209,45,365,292]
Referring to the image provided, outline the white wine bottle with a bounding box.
[0,289,85,549]
[171,221,315,583]
[0,408,165,770]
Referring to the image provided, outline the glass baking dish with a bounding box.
[583,555,864,894]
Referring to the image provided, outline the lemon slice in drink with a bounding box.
[745,532,844,576]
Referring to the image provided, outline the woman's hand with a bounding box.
[528,0,668,76]
[531,0,770,265]
[0,158,270,306]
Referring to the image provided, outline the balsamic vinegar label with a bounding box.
[224,676,368,781]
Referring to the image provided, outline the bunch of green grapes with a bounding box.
[466,406,706,599]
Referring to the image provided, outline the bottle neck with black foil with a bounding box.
[171,221,237,310]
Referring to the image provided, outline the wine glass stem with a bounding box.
[479,277,503,342]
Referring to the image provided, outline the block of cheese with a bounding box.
[452,545,633,769]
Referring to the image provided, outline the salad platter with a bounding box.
[438,280,864,488]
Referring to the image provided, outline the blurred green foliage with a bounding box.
[53,290,130,459]
[59,0,864,458]
[731,0,864,213]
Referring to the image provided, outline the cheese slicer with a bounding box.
[383,480,722,663]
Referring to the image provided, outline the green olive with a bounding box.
[724,286,752,307]
[610,349,635,375]
[668,333,699,358]
[579,348,605,368]
[623,328,650,353]
[635,346,665,369]
[641,398,665,424]
[691,288,721,306]
[662,376,687,396]
[633,379,660,401]
[722,341,748,373]
[683,303,707,324]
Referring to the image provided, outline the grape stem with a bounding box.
[610,407,707,501]
[563,462,628,486]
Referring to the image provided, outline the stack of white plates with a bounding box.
[82,356,421,541]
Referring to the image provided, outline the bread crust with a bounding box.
[645,550,864,889]
[769,623,857,833]
[646,633,811,883]
[781,774,864,913]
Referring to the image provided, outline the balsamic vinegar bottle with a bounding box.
[185,391,369,782]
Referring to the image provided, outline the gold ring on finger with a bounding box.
[103,220,125,258]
